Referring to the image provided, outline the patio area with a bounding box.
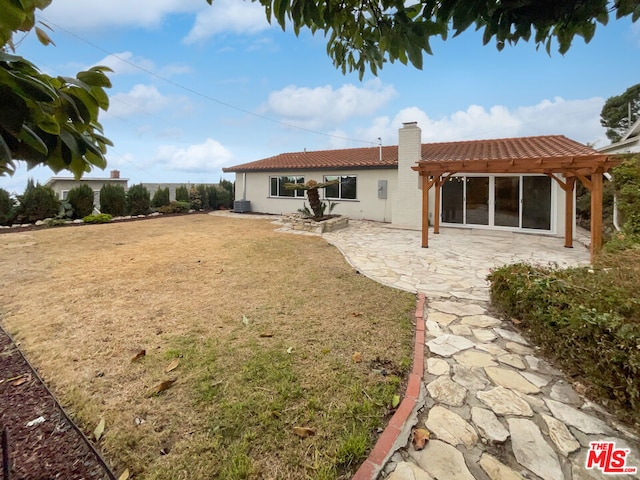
[322,220,591,301]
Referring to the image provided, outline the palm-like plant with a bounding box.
[285,179,339,220]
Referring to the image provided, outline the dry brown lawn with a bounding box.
[0,214,415,479]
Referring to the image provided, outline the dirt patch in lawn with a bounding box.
[0,214,415,479]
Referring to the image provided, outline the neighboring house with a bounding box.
[45,170,129,210]
[224,122,619,258]
[598,117,640,154]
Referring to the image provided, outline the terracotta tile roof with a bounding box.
[223,135,600,172]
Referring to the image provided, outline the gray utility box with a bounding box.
[233,200,251,213]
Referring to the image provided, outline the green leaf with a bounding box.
[35,26,55,46]
[19,125,48,155]
[77,70,112,89]
[391,395,400,408]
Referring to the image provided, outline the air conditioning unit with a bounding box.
[233,200,251,213]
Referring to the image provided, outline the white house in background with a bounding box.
[46,170,128,209]
[598,117,640,154]
[223,122,608,240]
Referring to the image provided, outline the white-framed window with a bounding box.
[324,175,357,200]
[61,190,69,200]
[270,176,305,198]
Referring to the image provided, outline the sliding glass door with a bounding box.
[441,175,552,231]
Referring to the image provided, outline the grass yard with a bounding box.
[0,214,415,479]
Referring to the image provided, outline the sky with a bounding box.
[2,0,640,194]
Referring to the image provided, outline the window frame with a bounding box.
[269,176,306,198]
[323,175,357,200]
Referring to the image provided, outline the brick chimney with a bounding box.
[391,122,423,228]
[110,170,120,179]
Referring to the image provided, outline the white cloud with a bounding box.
[355,97,606,147]
[183,0,271,43]
[263,79,398,129]
[93,52,155,75]
[154,139,235,173]
[108,84,191,118]
[93,51,192,77]
[41,0,202,30]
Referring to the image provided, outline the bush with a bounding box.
[612,155,640,235]
[82,213,112,224]
[214,185,232,209]
[0,188,14,225]
[157,201,190,214]
[17,182,59,222]
[127,184,151,216]
[206,185,217,209]
[100,184,127,216]
[489,257,640,426]
[189,186,202,210]
[196,185,209,210]
[175,185,189,203]
[152,187,170,208]
[66,184,94,218]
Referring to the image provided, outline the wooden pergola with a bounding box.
[411,139,622,262]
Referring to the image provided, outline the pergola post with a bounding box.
[590,169,604,259]
[434,176,441,234]
[421,175,430,248]
[564,176,575,248]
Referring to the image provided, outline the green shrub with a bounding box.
[100,184,127,216]
[206,185,217,209]
[17,182,59,222]
[157,201,190,214]
[82,213,112,224]
[489,257,640,426]
[612,155,640,235]
[66,184,94,218]
[0,188,14,225]
[151,187,170,208]
[214,185,232,209]
[127,183,151,215]
[175,185,189,202]
[196,185,209,210]
[188,186,202,210]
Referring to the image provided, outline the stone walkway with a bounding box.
[319,220,640,480]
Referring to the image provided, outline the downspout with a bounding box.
[604,172,621,231]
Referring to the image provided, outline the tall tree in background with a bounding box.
[600,83,640,143]
[0,0,112,178]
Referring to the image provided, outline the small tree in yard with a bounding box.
[66,184,94,218]
[100,184,127,216]
[0,188,14,225]
[285,179,339,220]
[127,184,151,215]
[175,185,189,203]
[17,182,59,222]
[188,186,202,210]
[152,187,170,208]
[196,185,209,210]
[206,185,217,209]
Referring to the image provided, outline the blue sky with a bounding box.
[2,0,640,194]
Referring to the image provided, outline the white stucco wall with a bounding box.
[234,169,398,222]
[391,122,423,229]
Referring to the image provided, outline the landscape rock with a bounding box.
[429,301,486,317]
[476,387,533,417]
[426,358,450,376]
[493,328,529,345]
[541,413,581,456]
[461,315,502,327]
[544,399,612,435]
[387,462,434,480]
[479,453,526,480]
[471,407,509,443]
[426,376,467,407]
[508,418,563,480]
[453,349,497,368]
[426,334,475,357]
[410,439,475,480]
[425,405,478,446]
[484,366,540,394]
[453,365,489,391]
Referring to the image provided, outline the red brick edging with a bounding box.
[352,293,426,480]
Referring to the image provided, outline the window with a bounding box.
[324,175,357,200]
[61,190,69,200]
[270,176,305,198]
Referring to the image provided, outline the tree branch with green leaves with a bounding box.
[0,0,112,178]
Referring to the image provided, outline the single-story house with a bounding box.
[598,117,640,154]
[223,122,620,259]
[46,170,128,210]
